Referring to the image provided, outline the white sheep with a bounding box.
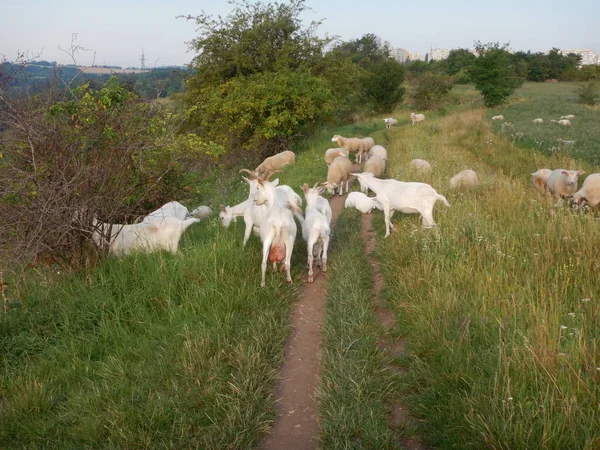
[368,145,387,160]
[532,118,544,124]
[255,150,296,177]
[491,115,505,121]
[531,169,553,195]
[352,173,450,237]
[359,137,376,163]
[323,155,353,196]
[546,169,585,199]
[573,173,600,208]
[383,118,398,129]
[92,216,199,256]
[344,192,382,214]
[301,183,331,282]
[555,119,571,126]
[254,176,298,287]
[331,135,363,163]
[449,169,480,189]
[410,112,425,125]
[189,206,213,220]
[360,155,386,193]
[560,115,575,120]
[219,200,253,228]
[409,159,432,174]
[324,147,349,165]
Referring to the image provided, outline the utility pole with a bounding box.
[140,49,146,70]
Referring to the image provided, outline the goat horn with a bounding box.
[312,182,319,189]
[239,169,257,179]
[264,170,283,181]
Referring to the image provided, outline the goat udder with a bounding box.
[269,244,286,263]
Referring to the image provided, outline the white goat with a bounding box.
[301,183,331,283]
[92,216,199,256]
[344,192,382,214]
[219,200,253,228]
[255,150,295,177]
[254,177,298,287]
[143,201,212,224]
[352,173,450,237]
[410,112,425,125]
[323,155,354,196]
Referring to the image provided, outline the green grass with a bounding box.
[375,106,600,449]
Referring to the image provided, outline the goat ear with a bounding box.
[272,178,280,186]
[302,183,308,193]
[220,204,226,212]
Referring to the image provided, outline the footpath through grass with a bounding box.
[376,107,600,449]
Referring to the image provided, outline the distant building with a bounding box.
[390,48,410,63]
[429,48,451,61]
[408,51,422,62]
[559,49,599,65]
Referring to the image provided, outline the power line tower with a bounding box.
[140,49,146,70]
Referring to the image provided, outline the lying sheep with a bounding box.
[573,173,600,207]
[449,169,479,189]
[323,155,353,195]
[383,118,398,129]
[332,135,363,163]
[531,169,553,195]
[360,155,386,193]
[324,147,349,165]
[560,115,575,120]
[551,119,571,126]
[409,159,432,174]
[344,192,382,214]
[410,112,425,125]
[368,145,387,160]
[255,150,295,177]
[492,115,505,121]
[546,169,585,198]
[189,206,213,219]
[532,118,544,124]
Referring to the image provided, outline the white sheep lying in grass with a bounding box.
[531,169,553,195]
[560,115,575,120]
[255,150,295,177]
[409,159,432,174]
[546,169,585,199]
[323,155,353,195]
[324,147,349,165]
[532,118,544,124]
[331,135,363,163]
[573,173,600,208]
[344,192,382,214]
[368,145,387,160]
[449,169,479,189]
[410,112,425,125]
[383,118,398,129]
[352,173,450,237]
[301,183,331,282]
[551,119,571,126]
[492,115,505,121]
[189,206,213,219]
[92,216,199,256]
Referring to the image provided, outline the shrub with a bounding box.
[411,72,455,110]
[576,81,600,105]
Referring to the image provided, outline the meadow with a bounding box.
[1,82,599,449]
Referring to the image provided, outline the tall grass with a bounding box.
[376,108,600,449]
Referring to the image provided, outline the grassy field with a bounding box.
[375,106,600,449]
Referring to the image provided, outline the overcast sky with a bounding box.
[0,0,598,68]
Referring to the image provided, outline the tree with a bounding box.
[445,49,476,76]
[468,42,524,107]
[363,59,405,113]
[411,72,455,110]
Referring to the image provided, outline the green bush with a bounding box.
[576,81,600,105]
[411,72,455,110]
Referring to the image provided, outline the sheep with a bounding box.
[531,169,553,195]
[555,119,571,126]
[323,155,353,196]
[532,118,544,124]
[491,115,505,121]
[301,183,331,282]
[383,118,398,129]
[253,174,299,287]
[409,159,432,174]
[189,206,213,220]
[546,169,585,199]
[573,173,600,208]
[219,200,253,228]
[255,150,295,177]
[359,137,376,163]
[449,169,480,189]
[344,192,382,214]
[368,145,387,160]
[410,112,426,125]
[360,155,386,193]
[560,115,575,120]
[324,147,349,165]
[331,135,363,163]
[92,216,199,256]
[351,173,450,237]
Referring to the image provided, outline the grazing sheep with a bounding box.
[573,173,600,207]
[492,115,505,121]
[546,169,585,199]
[92,216,199,256]
[324,147,349,165]
[555,119,571,126]
[352,173,450,237]
[255,150,295,177]
[560,115,575,120]
[301,183,331,282]
[323,155,354,195]
[449,169,480,189]
[331,135,363,163]
[409,159,432,174]
[531,169,553,195]
[383,118,398,129]
[368,145,387,160]
[360,155,386,193]
[189,206,213,220]
[410,112,425,125]
[532,118,544,124]
[344,192,382,214]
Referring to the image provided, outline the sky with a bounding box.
[0,0,598,68]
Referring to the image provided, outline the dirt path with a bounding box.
[260,193,347,450]
[360,213,426,450]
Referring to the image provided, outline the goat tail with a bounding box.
[182,218,201,230]
[438,194,451,207]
